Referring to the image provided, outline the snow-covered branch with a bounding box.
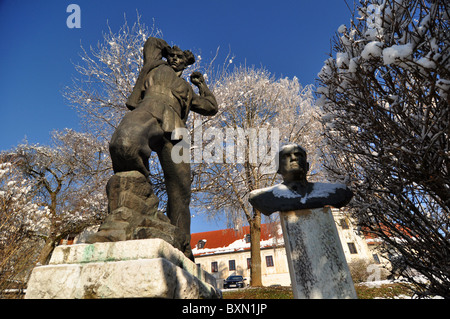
[317,0,449,298]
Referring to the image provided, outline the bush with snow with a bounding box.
[316,0,449,298]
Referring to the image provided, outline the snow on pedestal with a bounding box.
[280,207,357,299]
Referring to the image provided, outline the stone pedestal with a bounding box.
[86,171,192,260]
[280,207,357,299]
[25,238,221,299]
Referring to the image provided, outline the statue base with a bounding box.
[25,238,221,299]
[86,171,192,260]
[280,207,357,299]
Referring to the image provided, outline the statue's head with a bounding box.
[162,45,195,72]
[276,144,309,182]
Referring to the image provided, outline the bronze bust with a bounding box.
[249,144,353,215]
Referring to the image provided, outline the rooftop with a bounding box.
[191,223,284,257]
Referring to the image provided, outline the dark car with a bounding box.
[223,275,247,289]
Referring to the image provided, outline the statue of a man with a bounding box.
[249,144,353,215]
[108,37,218,259]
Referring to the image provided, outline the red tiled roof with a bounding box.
[362,224,413,239]
[362,224,414,246]
[190,223,283,257]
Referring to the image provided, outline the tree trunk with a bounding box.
[36,237,57,265]
[249,209,262,287]
[35,190,60,266]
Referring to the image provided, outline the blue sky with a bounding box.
[0,0,353,232]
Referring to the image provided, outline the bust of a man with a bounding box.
[249,144,353,216]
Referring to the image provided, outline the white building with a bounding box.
[191,209,376,288]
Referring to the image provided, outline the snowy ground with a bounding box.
[220,277,445,299]
[357,277,444,299]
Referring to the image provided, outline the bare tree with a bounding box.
[64,15,160,138]
[317,0,449,298]
[9,129,110,265]
[191,65,321,286]
[0,155,46,297]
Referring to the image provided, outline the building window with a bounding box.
[372,254,381,264]
[211,261,218,273]
[247,258,251,269]
[197,240,206,249]
[340,219,349,229]
[245,234,251,243]
[266,255,274,267]
[347,243,358,254]
[229,260,236,271]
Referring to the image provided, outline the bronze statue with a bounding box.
[111,37,218,177]
[249,144,353,215]
[88,37,218,261]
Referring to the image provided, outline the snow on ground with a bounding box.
[357,277,444,299]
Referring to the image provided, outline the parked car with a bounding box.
[223,275,247,289]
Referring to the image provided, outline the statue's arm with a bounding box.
[126,37,169,110]
[144,37,170,62]
[190,72,218,116]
